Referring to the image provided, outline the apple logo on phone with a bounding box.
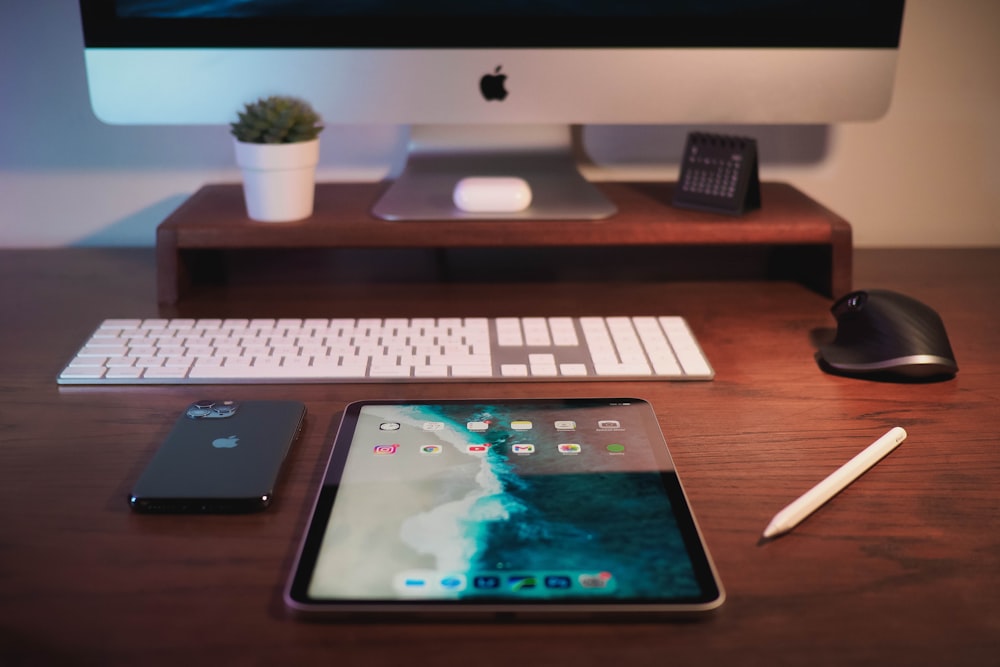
[212,435,240,449]
[480,66,508,101]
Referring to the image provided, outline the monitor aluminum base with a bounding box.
[372,125,617,221]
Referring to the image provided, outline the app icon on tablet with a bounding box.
[473,575,501,589]
[578,571,614,589]
[558,443,581,454]
[439,575,466,591]
[544,575,572,589]
[508,576,538,591]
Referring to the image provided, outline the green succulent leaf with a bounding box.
[230,95,324,144]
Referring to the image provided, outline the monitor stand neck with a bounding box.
[370,124,617,221]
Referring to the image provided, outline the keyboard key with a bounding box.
[59,366,107,380]
[548,317,579,346]
[495,318,524,346]
[522,318,552,346]
[451,364,493,377]
[529,353,559,376]
[414,365,450,378]
[106,367,145,379]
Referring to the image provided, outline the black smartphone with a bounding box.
[129,400,306,513]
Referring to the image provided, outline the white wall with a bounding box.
[1,0,998,248]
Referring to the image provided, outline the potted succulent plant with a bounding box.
[230,95,324,222]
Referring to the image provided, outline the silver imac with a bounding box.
[78,1,905,220]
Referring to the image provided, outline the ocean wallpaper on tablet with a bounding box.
[307,402,705,602]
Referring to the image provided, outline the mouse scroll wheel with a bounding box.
[846,294,866,311]
[832,291,867,317]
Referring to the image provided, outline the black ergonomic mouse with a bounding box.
[817,289,958,380]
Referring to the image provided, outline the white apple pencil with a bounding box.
[763,426,908,539]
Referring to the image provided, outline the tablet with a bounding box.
[285,398,724,619]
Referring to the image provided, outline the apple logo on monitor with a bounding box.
[212,435,239,449]
[480,66,508,101]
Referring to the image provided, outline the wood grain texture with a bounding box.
[155,182,852,303]
[1,248,997,666]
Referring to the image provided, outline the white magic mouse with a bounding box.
[452,176,533,213]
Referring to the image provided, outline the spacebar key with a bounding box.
[189,364,268,379]
[188,363,367,379]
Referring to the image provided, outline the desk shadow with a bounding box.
[72,194,189,247]
[583,124,830,167]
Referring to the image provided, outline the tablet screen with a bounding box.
[286,398,723,618]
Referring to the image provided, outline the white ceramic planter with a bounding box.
[234,138,320,222]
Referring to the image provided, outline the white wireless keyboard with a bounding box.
[57,316,714,384]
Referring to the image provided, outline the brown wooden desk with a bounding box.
[1,248,998,666]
